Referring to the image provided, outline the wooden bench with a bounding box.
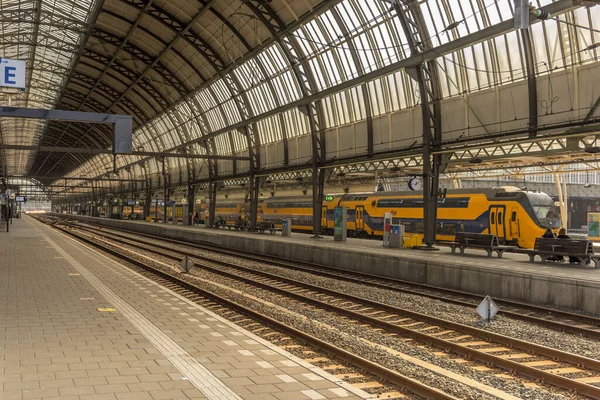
[234,220,250,231]
[522,238,600,267]
[257,222,279,234]
[447,232,515,258]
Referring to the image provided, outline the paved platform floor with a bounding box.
[0,217,370,400]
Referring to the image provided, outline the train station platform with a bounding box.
[53,214,600,316]
[0,217,370,400]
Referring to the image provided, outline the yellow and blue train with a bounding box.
[196,187,561,249]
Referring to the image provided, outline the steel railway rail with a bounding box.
[62,218,600,340]
[56,219,600,399]
[36,216,458,400]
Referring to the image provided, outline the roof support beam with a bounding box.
[0,106,130,125]
[521,29,538,138]
[0,145,247,160]
[147,0,575,149]
[393,0,443,248]
[84,0,575,182]
[7,175,145,182]
[244,0,327,237]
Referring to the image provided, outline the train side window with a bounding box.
[401,221,413,233]
[459,223,465,232]
[498,212,503,225]
[415,222,424,233]
[511,211,517,222]
[444,224,457,235]
[490,212,495,223]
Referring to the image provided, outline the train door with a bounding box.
[355,206,364,231]
[489,205,506,241]
[321,206,327,229]
[509,208,519,241]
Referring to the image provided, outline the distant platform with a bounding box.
[0,217,370,400]
[52,214,600,315]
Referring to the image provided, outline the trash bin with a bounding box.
[388,224,404,248]
[403,234,423,248]
[282,218,292,237]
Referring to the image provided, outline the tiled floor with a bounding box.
[0,217,370,400]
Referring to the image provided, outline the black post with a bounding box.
[143,182,151,220]
[311,169,325,238]
[249,176,260,231]
[187,182,194,226]
[208,181,217,227]
[162,159,167,224]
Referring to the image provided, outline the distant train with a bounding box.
[195,187,561,249]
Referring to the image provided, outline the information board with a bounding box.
[0,58,26,89]
[15,196,26,203]
[333,206,347,241]
[588,213,600,241]
[382,212,392,247]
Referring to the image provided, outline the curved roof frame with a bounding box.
[33,0,598,191]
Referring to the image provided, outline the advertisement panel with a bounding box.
[333,206,347,241]
[588,213,600,240]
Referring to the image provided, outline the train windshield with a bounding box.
[527,193,561,228]
[533,206,559,220]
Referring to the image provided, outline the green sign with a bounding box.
[325,195,334,201]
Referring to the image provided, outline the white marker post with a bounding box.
[179,255,194,273]
[476,295,499,323]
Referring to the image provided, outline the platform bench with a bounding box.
[257,222,279,234]
[234,220,250,231]
[521,238,600,267]
[448,232,515,258]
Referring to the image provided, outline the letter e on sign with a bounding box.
[0,58,26,89]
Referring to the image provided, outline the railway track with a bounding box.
[54,219,600,399]
[37,216,462,400]
[64,218,600,340]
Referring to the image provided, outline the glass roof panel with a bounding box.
[62,0,599,184]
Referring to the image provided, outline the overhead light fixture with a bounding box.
[390,166,401,172]
[584,183,592,188]
[469,158,483,164]
[584,146,600,154]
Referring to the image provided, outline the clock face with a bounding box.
[409,177,423,191]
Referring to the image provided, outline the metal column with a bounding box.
[162,158,167,224]
[186,182,194,226]
[394,1,444,248]
[249,176,260,231]
[208,181,217,227]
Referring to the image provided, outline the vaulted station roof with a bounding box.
[0,0,599,190]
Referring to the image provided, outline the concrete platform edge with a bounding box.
[52,214,600,315]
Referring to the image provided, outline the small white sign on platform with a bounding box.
[476,295,499,322]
